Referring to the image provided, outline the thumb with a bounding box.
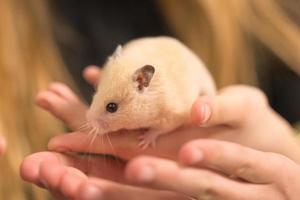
[191,85,268,127]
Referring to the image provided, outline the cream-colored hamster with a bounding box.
[86,36,216,149]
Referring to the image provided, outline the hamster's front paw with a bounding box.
[138,131,159,150]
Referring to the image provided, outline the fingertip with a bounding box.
[83,65,99,73]
[47,136,69,152]
[125,156,155,183]
[125,156,145,180]
[48,82,68,95]
[178,143,204,165]
[83,65,101,86]
[35,91,50,108]
[77,181,104,200]
[48,132,86,152]
[191,98,212,125]
[20,152,47,184]
[48,82,79,101]
[83,65,100,78]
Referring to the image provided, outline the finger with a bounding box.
[39,162,87,199]
[47,125,221,161]
[191,85,268,127]
[35,90,88,130]
[179,139,295,183]
[59,168,88,199]
[48,131,139,159]
[125,156,281,200]
[39,161,87,189]
[48,82,80,102]
[76,178,188,200]
[20,151,85,187]
[0,136,6,155]
[24,153,185,200]
[20,151,125,187]
[83,65,102,87]
[47,130,188,160]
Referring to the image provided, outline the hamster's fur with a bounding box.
[87,36,216,149]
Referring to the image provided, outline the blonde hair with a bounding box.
[0,0,73,199]
[157,0,300,87]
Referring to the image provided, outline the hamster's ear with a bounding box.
[111,45,122,60]
[133,65,155,91]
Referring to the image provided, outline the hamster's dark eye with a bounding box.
[106,102,118,113]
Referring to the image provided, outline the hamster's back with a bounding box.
[122,36,216,112]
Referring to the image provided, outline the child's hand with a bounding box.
[123,140,300,200]
[20,151,188,200]
[21,139,300,200]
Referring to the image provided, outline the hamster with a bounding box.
[86,36,216,149]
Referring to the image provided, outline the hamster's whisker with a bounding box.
[78,120,90,129]
[106,133,115,155]
[106,133,122,169]
[86,127,99,171]
[78,121,92,132]
[83,118,111,169]
[87,126,96,137]
[101,132,108,167]
[87,127,97,148]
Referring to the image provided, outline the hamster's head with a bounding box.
[86,64,158,134]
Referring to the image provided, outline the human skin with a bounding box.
[123,140,300,200]
[0,136,6,155]
[20,66,300,199]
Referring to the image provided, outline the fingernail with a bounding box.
[136,165,155,182]
[197,104,211,124]
[186,149,204,164]
[81,184,103,200]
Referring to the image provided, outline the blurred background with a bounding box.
[1,0,300,199]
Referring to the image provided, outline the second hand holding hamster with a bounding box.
[86,36,216,149]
